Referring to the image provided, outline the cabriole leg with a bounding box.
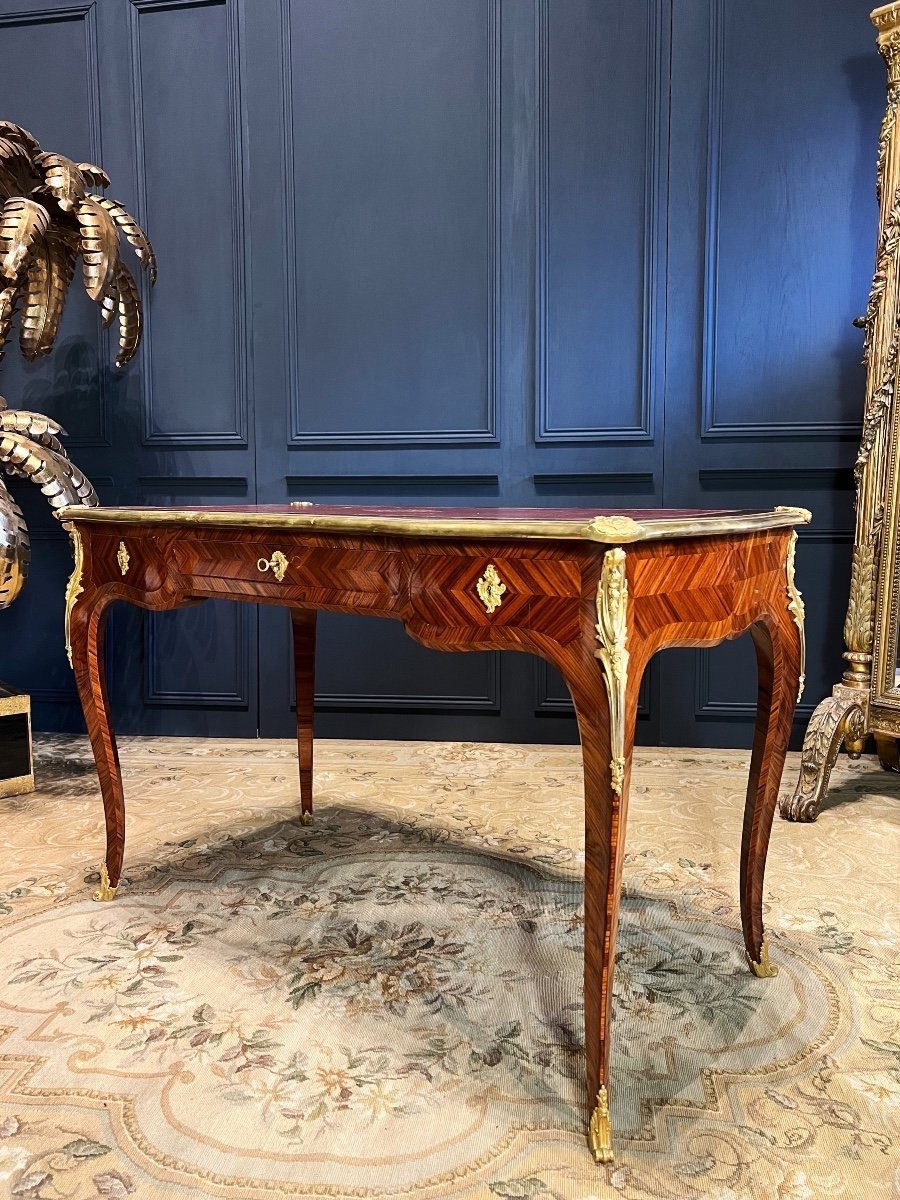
[741,610,803,976]
[559,546,645,1166]
[69,587,123,900]
[291,608,317,824]
[564,650,645,1166]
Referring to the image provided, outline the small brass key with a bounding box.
[257,550,289,582]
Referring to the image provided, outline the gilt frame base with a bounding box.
[779,683,869,823]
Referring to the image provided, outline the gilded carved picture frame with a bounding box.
[869,353,900,716]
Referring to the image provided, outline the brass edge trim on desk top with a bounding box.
[55,506,812,543]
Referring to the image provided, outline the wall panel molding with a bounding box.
[144,605,251,707]
[533,658,651,717]
[533,471,655,492]
[534,0,667,444]
[698,467,854,490]
[286,473,499,494]
[137,475,249,493]
[283,0,500,448]
[694,652,817,721]
[304,654,501,714]
[700,0,861,441]
[129,0,250,447]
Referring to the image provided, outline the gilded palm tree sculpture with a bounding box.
[0,118,155,608]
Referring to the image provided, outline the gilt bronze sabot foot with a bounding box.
[588,1085,614,1164]
[92,863,118,902]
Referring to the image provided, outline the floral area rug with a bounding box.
[0,737,897,1200]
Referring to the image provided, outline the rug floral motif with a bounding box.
[0,737,897,1199]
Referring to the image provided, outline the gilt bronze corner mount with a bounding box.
[594,547,629,796]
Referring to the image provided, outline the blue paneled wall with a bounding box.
[0,0,881,746]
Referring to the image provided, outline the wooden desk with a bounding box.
[58,502,808,1164]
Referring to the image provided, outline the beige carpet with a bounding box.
[0,737,897,1200]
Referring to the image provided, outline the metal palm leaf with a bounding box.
[0,120,155,611]
[0,398,98,606]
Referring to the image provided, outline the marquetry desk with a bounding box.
[58,502,809,1165]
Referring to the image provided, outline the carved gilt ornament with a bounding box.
[63,522,83,669]
[594,547,629,795]
[476,563,506,615]
[785,532,806,702]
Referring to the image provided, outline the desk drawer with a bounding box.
[171,538,402,603]
[409,553,582,640]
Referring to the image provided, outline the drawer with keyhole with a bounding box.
[169,536,403,610]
